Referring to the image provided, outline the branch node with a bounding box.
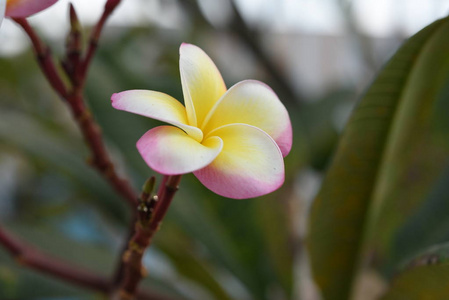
[140,266,148,278]
[75,109,92,125]
[128,242,145,254]
[118,290,133,300]
[104,163,116,179]
[14,254,27,266]
[122,249,132,263]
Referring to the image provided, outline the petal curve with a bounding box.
[194,124,284,199]
[180,43,227,128]
[202,80,292,156]
[112,90,203,142]
[6,0,58,18]
[137,126,223,175]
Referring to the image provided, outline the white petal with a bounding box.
[137,126,223,175]
[202,80,292,156]
[112,90,203,142]
[179,43,227,128]
[194,124,285,199]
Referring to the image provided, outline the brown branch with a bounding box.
[67,93,138,206]
[13,3,138,207]
[13,18,69,98]
[9,2,182,298]
[0,225,173,300]
[151,176,182,232]
[62,3,83,86]
[113,175,182,299]
[112,214,138,288]
[78,0,122,84]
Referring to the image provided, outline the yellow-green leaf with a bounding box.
[307,16,449,300]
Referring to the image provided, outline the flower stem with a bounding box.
[78,0,122,85]
[13,18,69,98]
[13,2,138,207]
[0,225,173,300]
[113,175,182,299]
[7,2,183,299]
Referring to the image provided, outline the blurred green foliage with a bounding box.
[3,2,449,300]
[0,12,337,300]
[308,16,449,300]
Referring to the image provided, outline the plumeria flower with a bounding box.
[112,43,292,199]
[0,0,58,22]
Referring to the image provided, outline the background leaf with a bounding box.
[307,16,449,300]
[380,242,449,300]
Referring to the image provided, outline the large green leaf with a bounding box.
[307,17,449,300]
[381,242,449,300]
[364,16,449,276]
[390,163,449,274]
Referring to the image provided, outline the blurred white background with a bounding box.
[1,0,448,97]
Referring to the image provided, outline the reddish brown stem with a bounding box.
[0,226,172,300]
[8,1,180,298]
[78,0,122,84]
[13,7,137,207]
[114,175,182,299]
[67,92,137,206]
[151,176,182,232]
[63,3,83,86]
[13,18,69,98]
[112,214,138,288]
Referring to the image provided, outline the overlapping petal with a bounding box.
[202,80,292,157]
[111,90,203,142]
[112,43,292,199]
[180,43,227,128]
[5,0,58,18]
[194,124,284,199]
[137,126,223,175]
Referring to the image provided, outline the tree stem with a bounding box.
[113,175,182,299]
[0,225,174,299]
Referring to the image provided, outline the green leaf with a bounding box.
[307,16,449,300]
[381,242,449,300]
[380,265,449,300]
[156,224,234,300]
[391,164,449,272]
[364,16,449,276]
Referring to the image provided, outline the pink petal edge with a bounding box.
[194,166,285,199]
[202,79,293,157]
[6,0,58,18]
[137,126,223,175]
[194,124,285,199]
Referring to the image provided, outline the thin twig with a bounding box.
[68,93,138,206]
[0,226,172,300]
[78,0,122,84]
[62,3,83,86]
[13,18,69,98]
[112,215,138,287]
[13,3,138,207]
[113,175,182,299]
[9,2,183,298]
[151,176,182,232]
